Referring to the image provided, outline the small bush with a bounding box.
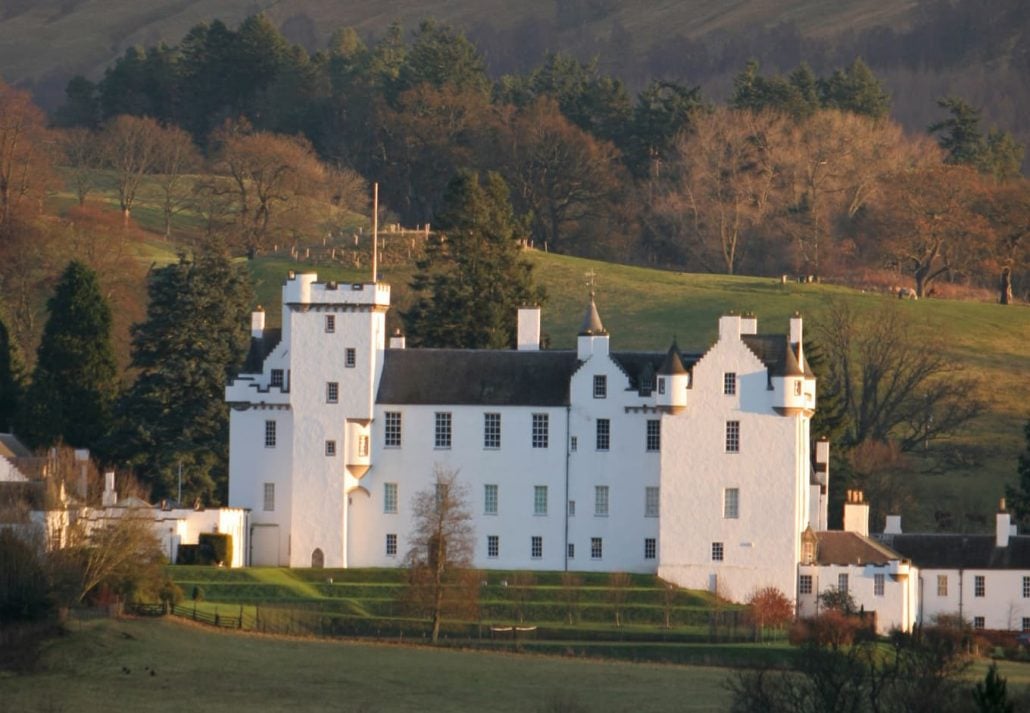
[198,533,233,565]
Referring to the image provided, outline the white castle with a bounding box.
[226,272,1026,633]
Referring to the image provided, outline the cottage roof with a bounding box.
[878,533,1030,570]
[814,531,904,566]
[0,433,32,459]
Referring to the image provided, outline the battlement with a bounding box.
[282,272,390,308]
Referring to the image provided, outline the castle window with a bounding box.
[712,542,724,561]
[570,436,577,451]
[534,486,548,516]
[874,573,885,597]
[974,616,985,630]
[658,377,666,395]
[531,536,542,559]
[567,543,575,559]
[645,487,659,518]
[724,488,739,519]
[358,435,369,458]
[591,537,603,560]
[568,500,576,517]
[594,486,609,517]
[646,420,660,451]
[484,413,501,449]
[799,575,813,594]
[593,375,607,398]
[725,421,740,453]
[325,315,335,333]
[385,533,397,556]
[723,372,736,395]
[384,482,398,514]
[794,380,803,396]
[532,413,549,448]
[325,440,336,457]
[974,575,985,597]
[270,369,284,388]
[326,382,339,404]
[345,348,356,368]
[484,484,498,515]
[263,483,275,511]
[264,420,277,448]
[434,412,452,449]
[644,538,656,560]
[838,574,849,593]
[487,535,499,558]
[1023,618,1030,633]
[596,419,610,451]
[937,575,948,596]
[384,412,402,447]
[1023,576,1030,598]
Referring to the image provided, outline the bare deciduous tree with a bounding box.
[100,115,165,224]
[814,301,985,452]
[404,466,477,643]
[60,127,104,207]
[148,124,201,238]
[0,81,56,228]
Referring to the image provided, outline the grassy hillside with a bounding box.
[0,0,916,88]
[248,251,1030,531]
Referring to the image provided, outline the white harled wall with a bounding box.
[658,316,811,602]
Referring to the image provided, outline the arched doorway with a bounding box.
[311,548,324,568]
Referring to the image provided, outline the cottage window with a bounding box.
[532,413,549,448]
[325,315,335,333]
[434,412,452,449]
[874,573,885,597]
[646,419,660,451]
[263,483,275,512]
[644,538,656,560]
[484,484,498,515]
[484,413,501,449]
[594,486,609,517]
[345,348,356,368]
[596,419,610,451]
[712,542,724,561]
[724,488,740,519]
[974,575,985,597]
[531,536,543,559]
[384,412,402,447]
[838,573,849,593]
[534,486,548,516]
[384,482,398,514]
[264,420,277,448]
[645,487,659,518]
[799,575,813,594]
[723,372,736,395]
[725,421,740,453]
[937,575,948,597]
[591,537,603,560]
[487,535,499,559]
[326,381,339,404]
[974,616,985,630]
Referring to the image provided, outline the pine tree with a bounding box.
[972,662,1014,713]
[17,261,118,450]
[1004,420,1030,527]
[0,307,24,433]
[402,171,544,349]
[111,246,252,503]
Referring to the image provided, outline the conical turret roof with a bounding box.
[658,340,687,375]
[578,294,607,336]
[783,340,805,377]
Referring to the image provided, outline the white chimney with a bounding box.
[517,306,541,351]
[843,489,869,537]
[718,313,741,340]
[740,313,758,335]
[997,498,1011,548]
[884,515,902,535]
[389,329,406,349]
[251,306,266,339]
[102,471,117,507]
[789,312,804,365]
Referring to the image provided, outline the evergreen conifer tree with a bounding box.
[1004,420,1030,527]
[17,261,118,450]
[402,171,544,349]
[0,307,24,433]
[111,246,252,503]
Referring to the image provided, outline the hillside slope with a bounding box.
[0,0,915,88]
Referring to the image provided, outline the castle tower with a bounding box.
[655,340,688,413]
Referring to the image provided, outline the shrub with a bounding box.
[198,533,232,565]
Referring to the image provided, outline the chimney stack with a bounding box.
[997,498,1012,548]
[843,489,870,537]
[517,306,541,351]
[389,328,406,350]
[884,515,902,535]
[251,306,265,339]
[102,471,117,507]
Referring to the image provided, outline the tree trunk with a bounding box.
[1000,266,1013,305]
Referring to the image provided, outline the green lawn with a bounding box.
[1,617,735,712]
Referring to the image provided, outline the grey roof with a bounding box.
[579,297,606,335]
[815,531,905,566]
[878,533,1030,570]
[658,341,688,376]
[742,334,816,378]
[243,329,282,373]
[0,433,32,459]
[377,349,579,406]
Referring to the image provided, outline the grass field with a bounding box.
[1,617,736,712]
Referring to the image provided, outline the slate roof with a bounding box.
[0,433,32,459]
[742,334,816,378]
[243,329,282,373]
[377,349,579,406]
[814,531,905,566]
[877,533,1030,570]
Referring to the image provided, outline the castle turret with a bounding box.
[656,340,688,413]
[577,294,609,360]
[772,313,815,415]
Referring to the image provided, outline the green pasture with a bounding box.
[1,617,736,712]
